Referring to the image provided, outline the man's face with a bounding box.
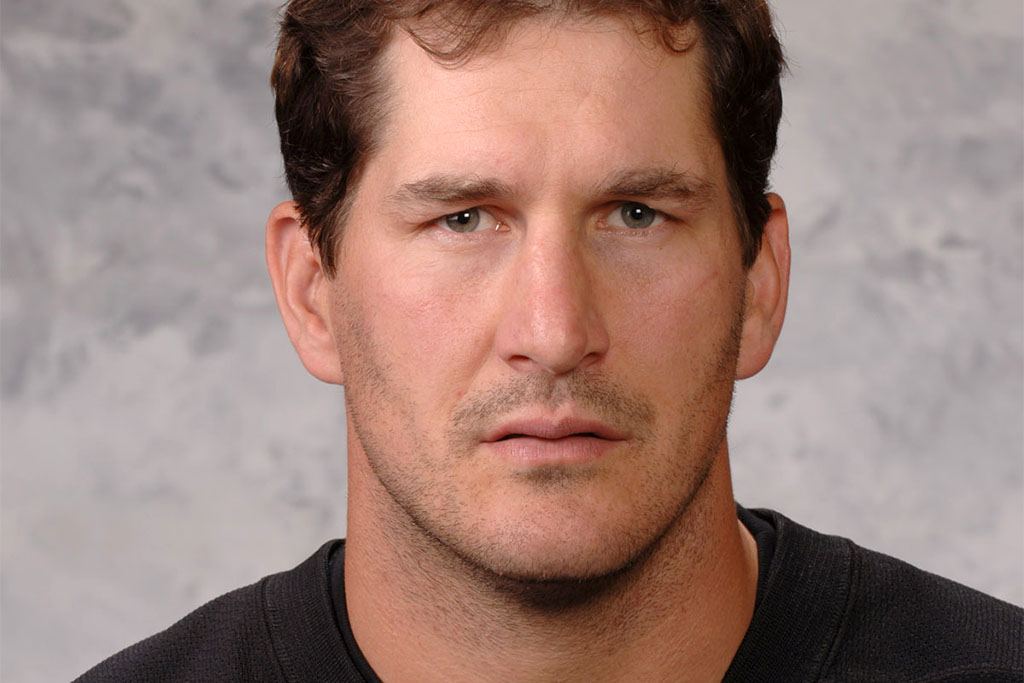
[327,17,750,582]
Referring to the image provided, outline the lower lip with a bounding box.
[483,435,621,466]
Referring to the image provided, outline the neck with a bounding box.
[344,448,758,683]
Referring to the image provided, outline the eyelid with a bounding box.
[601,201,669,229]
[429,206,504,233]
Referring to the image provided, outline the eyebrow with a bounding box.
[384,166,714,212]
[594,167,715,205]
[385,175,516,212]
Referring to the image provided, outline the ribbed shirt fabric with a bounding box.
[74,508,1024,682]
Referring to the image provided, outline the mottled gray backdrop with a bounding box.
[2,1,1022,681]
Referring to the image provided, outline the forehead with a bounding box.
[365,15,720,202]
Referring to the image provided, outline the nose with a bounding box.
[494,231,609,376]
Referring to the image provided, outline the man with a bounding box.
[76,1,1022,681]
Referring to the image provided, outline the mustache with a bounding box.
[447,372,655,441]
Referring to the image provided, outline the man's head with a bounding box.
[265,2,790,590]
[271,0,784,277]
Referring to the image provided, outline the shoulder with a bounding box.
[73,580,278,683]
[835,536,1022,681]
[73,542,342,683]
[767,510,1023,682]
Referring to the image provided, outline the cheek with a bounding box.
[605,251,742,383]
[348,250,500,392]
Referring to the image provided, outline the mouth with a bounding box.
[482,417,627,466]
[497,432,602,441]
[483,417,627,443]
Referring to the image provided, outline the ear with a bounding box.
[735,193,790,380]
[265,201,345,385]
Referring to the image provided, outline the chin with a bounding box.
[456,495,672,577]
[451,451,721,596]
[443,518,669,611]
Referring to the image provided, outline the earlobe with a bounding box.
[735,193,791,380]
[265,201,345,385]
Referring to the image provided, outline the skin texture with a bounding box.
[267,15,790,683]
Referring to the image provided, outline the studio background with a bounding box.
[2,1,1021,681]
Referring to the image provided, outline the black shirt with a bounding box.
[75,508,1024,682]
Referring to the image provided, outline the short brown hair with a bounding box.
[271,0,784,275]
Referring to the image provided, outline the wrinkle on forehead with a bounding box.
[389,13,691,98]
[383,17,707,135]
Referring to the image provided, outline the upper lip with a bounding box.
[482,416,628,443]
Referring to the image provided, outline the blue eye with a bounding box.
[437,207,500,233]
[619,202,658,229]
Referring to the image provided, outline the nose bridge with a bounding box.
[496,223,608,375]
[524,231,586,327]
